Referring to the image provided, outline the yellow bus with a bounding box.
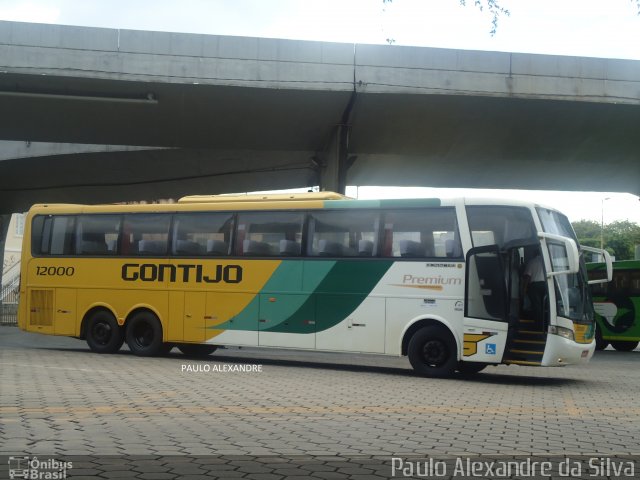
[17,192,610,377]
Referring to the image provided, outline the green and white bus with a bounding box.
[589,260,640,351]
[18,192,610,376]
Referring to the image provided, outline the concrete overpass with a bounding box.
[0,20,639,217]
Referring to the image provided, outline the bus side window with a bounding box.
[75,215,121,256]
[36,216,75,256]
[614,271,632,294]
[467,206,536,249]
[123,214,171,256]
[590,280,608,296]
[382,208,459,259]
[632,271,640,296]
[307,211,378,257]
[172,213,233,256]
[31,216,47,255]
[236,212,303,257]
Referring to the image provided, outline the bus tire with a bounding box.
[611,340,639,352]
[457,361,488,375]
[407,325,457,378]
[86,310,124,354]
[178,344,218,357]
[125,311,164,357]
[595,325,609,351]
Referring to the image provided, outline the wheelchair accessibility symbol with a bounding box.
[485,343,497,355]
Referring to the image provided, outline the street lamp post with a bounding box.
[601,197,610,251]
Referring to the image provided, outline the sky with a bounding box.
[1,0,639,223]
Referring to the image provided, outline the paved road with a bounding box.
[1,326,639,479]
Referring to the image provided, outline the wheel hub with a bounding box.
[93,323,111,344]
[133,324,153,347]
[422,340,447,366]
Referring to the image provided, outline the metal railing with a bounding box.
[2,257,21,278]
[1,271,20,326]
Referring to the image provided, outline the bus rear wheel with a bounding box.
[611,340,639,352]
[126,311,164,357]
[86,310,124,354]
[178,344,218,357]
[408,325,457,378]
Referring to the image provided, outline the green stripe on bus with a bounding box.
[212,260,393,334]
[220,296,260,331]
[261,260,335,293]
[263,260,393,333]
[213,260,336,332]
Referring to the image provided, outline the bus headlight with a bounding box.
[548,325,575,341]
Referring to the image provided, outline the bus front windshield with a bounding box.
[537,208,595,324]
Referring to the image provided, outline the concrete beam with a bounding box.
[355,44,640,104]
[0,21,638,209]
[0,141,159,161]
[0,21,355,91]
[0,147,318,213]
[3,20,638,107]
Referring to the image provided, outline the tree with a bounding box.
[572,220,602,249]
[458,0,510,36]
[383,1,639,38]
[383,0,510,36]
[605,220,640,261]
[572,219,640,261]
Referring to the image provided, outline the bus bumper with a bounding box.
[541,334,595,366]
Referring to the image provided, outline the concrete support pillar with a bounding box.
[0,214,11,307]
[319,124,352,194]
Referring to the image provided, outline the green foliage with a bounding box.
[458,0,510,36]
[383,1,638,38]
[573,220,601,241]
[572,220,602,253]
[382,0,509,36]
[605,220,640,261]
[572,219,640,260]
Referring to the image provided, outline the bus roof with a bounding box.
[25,192,560,215]
[177,192,349,203]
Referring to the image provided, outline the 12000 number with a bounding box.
[36,266,75,276]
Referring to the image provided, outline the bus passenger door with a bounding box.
[463,246,509,363]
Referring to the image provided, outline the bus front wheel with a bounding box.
[407,325,457,378]
[611,340,639,352]
[126,311,164,357]
[457,361,488,375]
[595,325,609,351]
[86,310,124,354]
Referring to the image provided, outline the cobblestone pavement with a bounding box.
[1,326,639,479]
